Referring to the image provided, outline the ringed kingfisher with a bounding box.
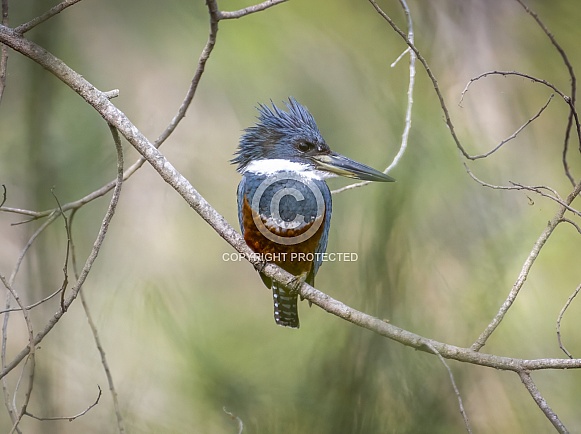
[233,98,394,328]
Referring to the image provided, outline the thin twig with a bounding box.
[556,283,581,359]
[460,70,568,104]
[0,275,35,434]
[460,70,581,164]
[25,386,102,421]
[0,184,6,208]
[50,189,71,311]
[14,0,84,34]
[518,371,569,434]
[0,286,64,314]
[1,285,20,433]
[74,126,126,434]
[223,407,244,434]
[154,0,220,146]
[423,342,472,434]
[514,0,578,182]
[463,164,581,219]
[334,0,414,195]
[218,0,288,20]
[7,212,59,286]
[0,0,8,104]
[0,117,124,380]
[461,94,554,160]
[509,182,581,218]
[0,0,220,225]
[559,217,581,235]
[472,180,581,351]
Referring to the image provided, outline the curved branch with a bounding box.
[556,283,581,359]
[459,93,554,160]
[514,0,578,184]
[25,386,101,421]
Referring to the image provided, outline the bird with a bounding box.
[232,97,394,328]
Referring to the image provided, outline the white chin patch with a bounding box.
[243,159,335,180]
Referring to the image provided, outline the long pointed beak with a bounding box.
[310,152,395,182]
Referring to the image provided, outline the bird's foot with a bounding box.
[252,257,267,273]
[287,272,308,296]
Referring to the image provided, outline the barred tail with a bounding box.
[272,282,299,328]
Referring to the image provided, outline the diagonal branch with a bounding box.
[424,342,472,433]
[518,371,569,433]
[471,180,581,351]
[14,0,84,35]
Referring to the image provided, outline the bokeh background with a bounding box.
[1,0,581,432]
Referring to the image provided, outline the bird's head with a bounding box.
[232,98,395,182]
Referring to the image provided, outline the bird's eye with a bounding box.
[297,141,314,152]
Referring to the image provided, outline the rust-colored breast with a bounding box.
[242,195,325,277]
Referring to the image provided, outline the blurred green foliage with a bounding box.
[1,0,581,433]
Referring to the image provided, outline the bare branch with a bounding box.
[514,0,576,94]
[556,283,581,359]
[7,212,59,287]
[518,371,569,434]
[154,0,220,146]
[514,0,579,183]
[223,407,244,434]
[472,180,581,351]
[0,0,221,225]
[333,0,414,195]
[559,217,581,235]
[461,94,554,160]
[0,286,63,315]
[0,121,124,379]
[464,164,581,218]
[423,342,472,434]
[0,185,5,208]
[50,189,72,311]
[459,70,581,164]
[218,0,288,20]
[25,386,101,421]
[14,0,84,34]
[460,71,568,104]
[0,275,36,433]
[0,0,8,104]
[73,127,126,434]
[509,182,581,218]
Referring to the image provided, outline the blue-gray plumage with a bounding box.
[233,98,394,328]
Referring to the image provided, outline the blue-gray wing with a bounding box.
[237,176,246,235]
[309,180,332,284]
